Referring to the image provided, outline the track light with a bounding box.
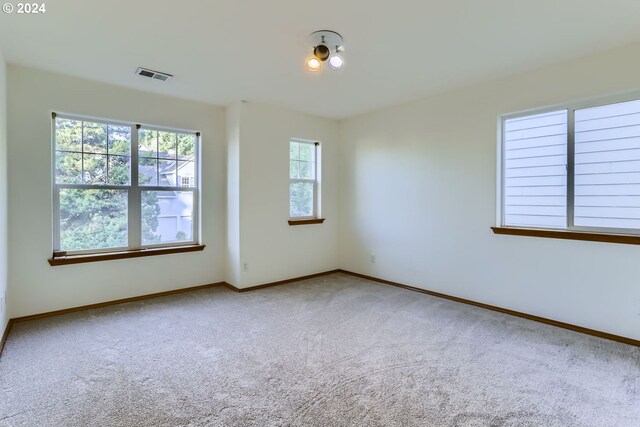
[314,45,331,62]
[305,30,344,73]
[328,54,344,70]
[306,57,321,72]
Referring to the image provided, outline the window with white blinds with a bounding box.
[501,95,640,234]
[503,110,567,228]
[574,100,640,230]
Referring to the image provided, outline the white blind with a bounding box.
[503,110,567,228]
[574,99,640,230]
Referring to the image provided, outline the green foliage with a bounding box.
[158,131,176,158]
[290,182,314,217]
[83,153,107,184]
[178,134,195,159]
[59,189,128,251]
[142,192,162,244]
[83,122,107,153]
[55,119,82,152]
[56,151,82,184]
[108,126,131,155]
[138,129,157,157]
[109,156,131,185]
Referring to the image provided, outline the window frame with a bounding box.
[498,90,640,236]
[52,113,201,256]
[289,139,320,220]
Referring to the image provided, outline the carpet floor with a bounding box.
[0,273,639,426]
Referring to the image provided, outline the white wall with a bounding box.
[7,65,227,318]
[339,42,640,340]
[232,102,339,287]
[0,52,8,336]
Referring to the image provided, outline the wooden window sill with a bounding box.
[288,218,326,226]
[48,244,206,266]
[491,227,640,245]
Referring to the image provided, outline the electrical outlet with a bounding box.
[370,254,376,264]
[242,262,248,272]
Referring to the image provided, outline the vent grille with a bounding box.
[136,67,172,82]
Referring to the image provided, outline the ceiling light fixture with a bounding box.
[305,30,344,72]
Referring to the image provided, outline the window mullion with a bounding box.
[129,125,142,249]
[567,108,575,229]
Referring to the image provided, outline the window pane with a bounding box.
[83,154,107,184]
[158,131,176,159]
[59,189,128,251]
[290,141,299,160]
[299,161,315,179]
[574,99,640,229]
[108,125,131,155]
[290,161,299,179]
[142,191,193,245]
[108,155,130,185]
[299,143,315,161]
[159,159,176,186]
[83,122,107,154]
[139,157,158,186]
[180,216,193,238]
[503,110,567,228]
[177,161,194,187]
[290,182,314,217]
[55,151,82,184]
[55,119,82,152]
[178,134,195,160]
[139,129,157,157]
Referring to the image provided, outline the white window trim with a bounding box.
[52,113,201,255]
[289,139,320,220]
[497,90,640,236]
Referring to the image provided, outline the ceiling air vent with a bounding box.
[136,67,173,82]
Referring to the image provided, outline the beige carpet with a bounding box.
[0,273,639,426]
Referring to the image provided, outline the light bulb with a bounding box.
[328,54,344,70]
[306,57,321,72]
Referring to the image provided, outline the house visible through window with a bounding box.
[54,115,199,254]
[500,96,640,233]
[289,139,319,218]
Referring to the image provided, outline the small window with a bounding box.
[289,140,319,218]
[53,115,200,254]
[500,95,640,234]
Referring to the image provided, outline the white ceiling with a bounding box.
[2,0,640,119]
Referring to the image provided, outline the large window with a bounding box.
[500,95,640,234]
[289,139,319,219]
[53,114,199,254]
